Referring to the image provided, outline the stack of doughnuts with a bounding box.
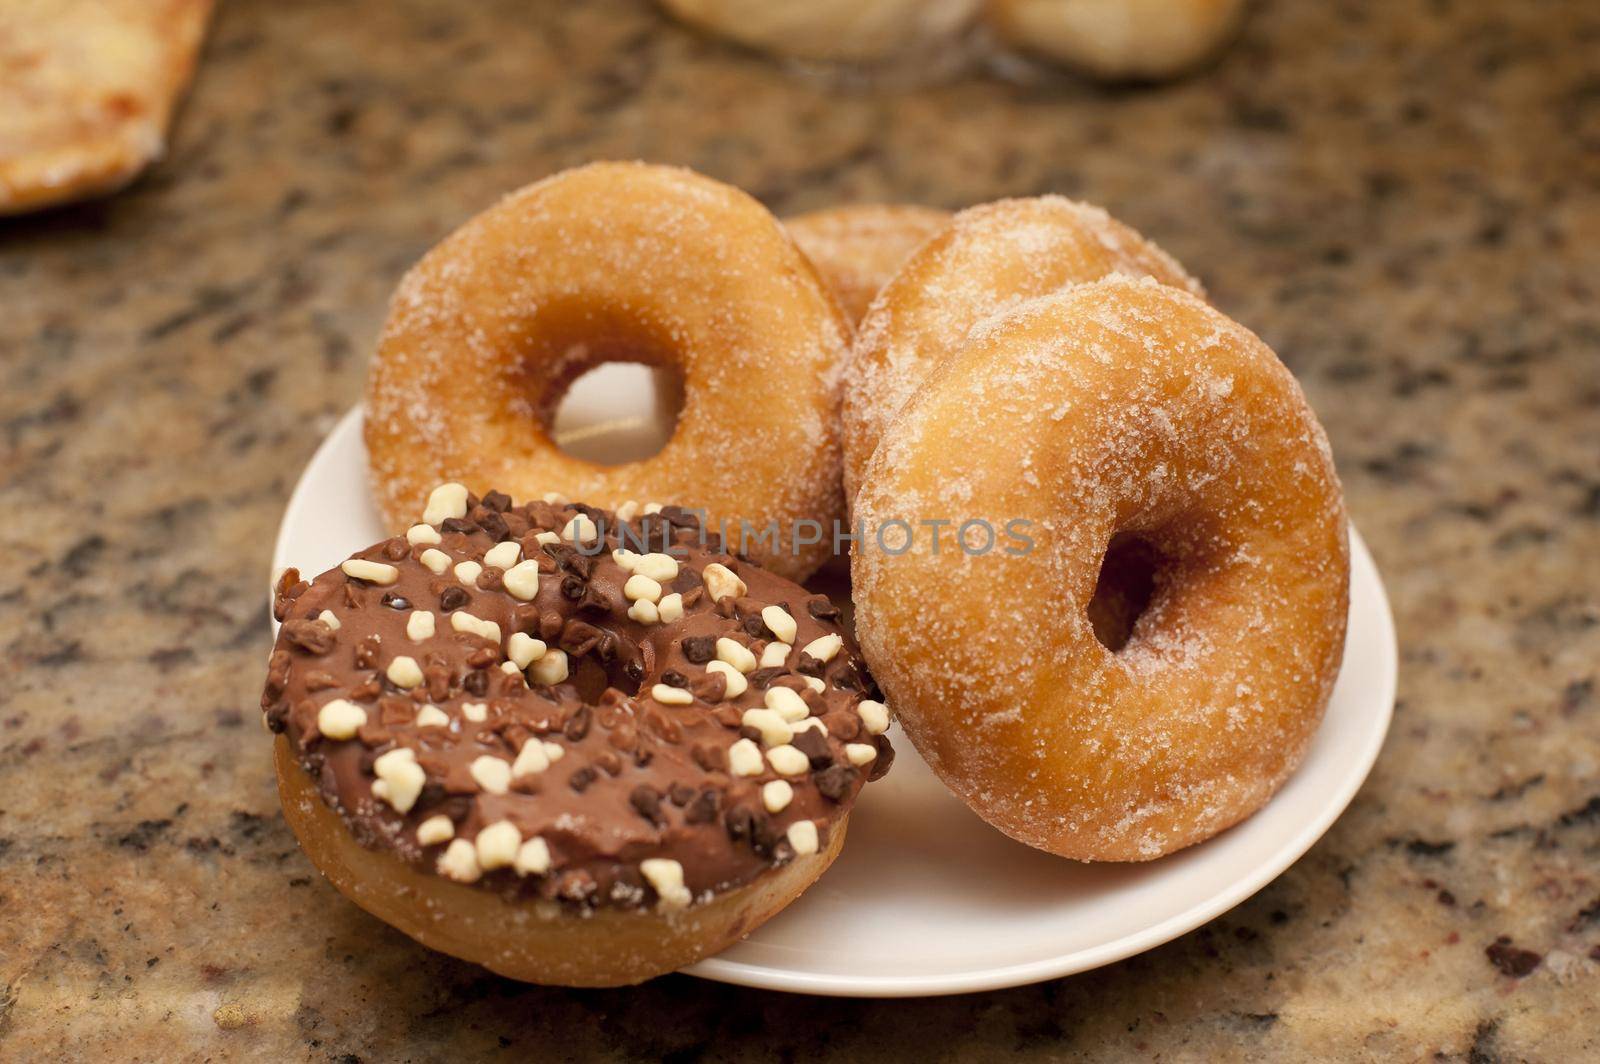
[265,161,1348,986]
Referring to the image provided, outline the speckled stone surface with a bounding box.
[2,0,1597,1058]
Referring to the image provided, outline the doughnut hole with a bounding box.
[516,308,687,466]
[1087,531,1165,652]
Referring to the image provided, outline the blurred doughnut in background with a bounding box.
[658,0,1247,84]
[657,0,982,63]
[987,0,1246,81]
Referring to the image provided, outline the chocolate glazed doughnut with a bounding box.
[263,487,892,986]
[366,162,851,581]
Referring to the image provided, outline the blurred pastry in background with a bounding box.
[787,205,951,325]
[986,0,1245,82]
[0,0,213,216]
[659,0,981,63]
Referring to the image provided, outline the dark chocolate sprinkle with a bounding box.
[814,764,859,801]
[629,785,664,826]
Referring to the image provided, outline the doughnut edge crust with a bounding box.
[852,277,1349,861]
[365,161,851,581]
[277,738,848,987]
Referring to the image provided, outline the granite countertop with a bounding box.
[2,0,1597,1058]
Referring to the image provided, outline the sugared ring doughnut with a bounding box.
[263,488,892,986]
[366,162,851,582]
[786,204,952,325]
[841,195,1204,503]
[851,278,1347,861]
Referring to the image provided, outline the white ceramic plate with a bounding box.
[273,400,1396,998]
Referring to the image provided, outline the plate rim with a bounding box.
[273,405,1398,999]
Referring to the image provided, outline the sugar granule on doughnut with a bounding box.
[262,488,892,986]
[786,204,952,325]
[851,277,1347,862]
[841,195,1204,503]
[366,162,851,582]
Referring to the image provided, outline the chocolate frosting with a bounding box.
[261,492,892,911]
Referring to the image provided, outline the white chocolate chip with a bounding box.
[624,574,663,603]
[453,560,483,586]
[857,699,890,735]
[316,609,341,631]
[742,708,792,747]
[475,820,522,870]
[420,548,451,575]
[802,633,843,664]
[701,562,747,603]
[469,755,511,795]
[506,632,547,669]
[370,747,425,813]
[759,642,791,669]
[766,745,809,776]
[422,483,469,526]
[762,779,794,813]
[316,698,365,740]
[715,637,757,674]
[792,717,828,736]
[415,705,449,728]
[845,743,878,766]
[627,599,660,625]
[340,559,398,585]
[437,838,481,882]
[503,560,541,601]
[385,655,423,689]
[540,492,565,505]
[513,738,550,777]
[561,513,598,544]
[534,530,560,545]
[483,541,520,570]
[656,593,684,623]
[543,741,564,762]
[416,814,454,846]
[406,523,442,546]
[803,676,825,694]
[705,659,747,699]
[764,686,810,723]
[514,836,551,876]
[450,611,500,644]
[612,548,640,572]
[406,610,435,642]
[787,820,820,856]
[728,738,764,777]
[642,502,663,515]
[529,648,569,686]
[615,500,640,522]
[652,683,693,706]
[500,661,523,681]
[634,552,679,583]
[639,857,691,911]
[761,606,797,644]
[461,701,487,722]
